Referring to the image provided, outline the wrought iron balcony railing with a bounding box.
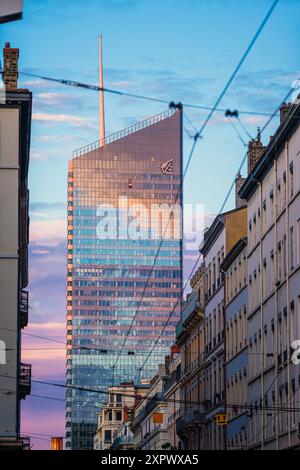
[19,290,29,329]
[19,363,31,399]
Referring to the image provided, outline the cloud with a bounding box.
[32,112,96,129]
[30,201,66,215]
[30,219,66,245]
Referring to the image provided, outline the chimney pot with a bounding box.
[279,102,292,124]
[247,128,265,175]
[3,42,19,91]
[235,174,246,208]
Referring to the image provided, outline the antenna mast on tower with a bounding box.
[98,34,105,145]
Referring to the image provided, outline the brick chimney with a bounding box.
[164,354,171,376]
[170,344,180,361]
[247,127,265,174]
[279,102,292,124]
[3,42,19,91]
[235,173,246,208]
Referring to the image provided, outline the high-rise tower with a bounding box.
[65,41,183,450]
[66,108,183,449]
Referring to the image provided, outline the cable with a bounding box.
[2,373,300,413]
[237,115,254,141]
[246,384,300,449]
[19,70,278,119]
[139,86,299,374]
[226,115,248,147]
[112,0,279,368]
[139,253,201,372]
[218,82,298,214]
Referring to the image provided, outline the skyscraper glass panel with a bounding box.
[66,109,183,449]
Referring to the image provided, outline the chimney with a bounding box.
[3,42,19,91]
[247,127,265,175]
[170,345,180,361]
[235,173,246,208]
[279,102,292,124]
[164,355,171,376]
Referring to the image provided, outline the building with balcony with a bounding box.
[0,42,32,450]
[176,265,206,449]
[66,108,183,449]
[131,357,173,450]
[163,346,181,450]
[239,100,300,450]
[199,203,247,449]
[93,382,149,450]
[221,237,248,450]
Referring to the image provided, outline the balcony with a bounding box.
[176,319,184,340]
[111,435,134,450]
[176,408,205,439]
[182,289,203,326]
[20,435,31,450]
[19,290,29,329]
[184,408,206,427]
[19,363,31,399]
[176,416,186,440]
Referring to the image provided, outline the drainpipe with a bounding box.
[285,141,291,448]
[274,154,279,450]
[259,181,264,450]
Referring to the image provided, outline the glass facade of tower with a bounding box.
[66,109,183,449]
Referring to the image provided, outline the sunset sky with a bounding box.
[1,0,299,449]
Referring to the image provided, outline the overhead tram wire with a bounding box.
[115,0,279,370]
[113,0,279,367]
[15,1,279,375]
[2,373,300,414]
[219,82,298,214]
[245,384,300,450]
[19,70,278,119]
[225,115,248,147]
[138,83,297,374]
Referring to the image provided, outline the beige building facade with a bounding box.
[0,43,32,449]
[240,101,300,450]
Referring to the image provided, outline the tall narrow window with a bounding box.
[290,226,294,270]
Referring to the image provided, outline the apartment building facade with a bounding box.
[240,101,300,450]
[221,237,248,450]
[131,356,175,450]
[163,346,181,450]
[94,382,149,450]
[199,205,247,449]
[0,43,32,449]
[176,265,205,449]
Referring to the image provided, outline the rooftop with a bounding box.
[73,108,176,158]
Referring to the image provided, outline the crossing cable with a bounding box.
[138,84,299,374]
[2,373,300,413]
[111,0,279,369]
[218,83,298,214]
[18,70,279,118]
[226,115,248,147]
[245,383,300,450]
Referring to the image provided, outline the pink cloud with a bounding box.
[32,112,96,129]
[30,219,66,246]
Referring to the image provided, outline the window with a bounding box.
[116,411,122,421]
[289,162,294,197]
[104,430,111,443]
[290,226,294,270]
[116,394,122,404]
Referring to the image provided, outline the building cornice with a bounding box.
[220,237,247,272]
